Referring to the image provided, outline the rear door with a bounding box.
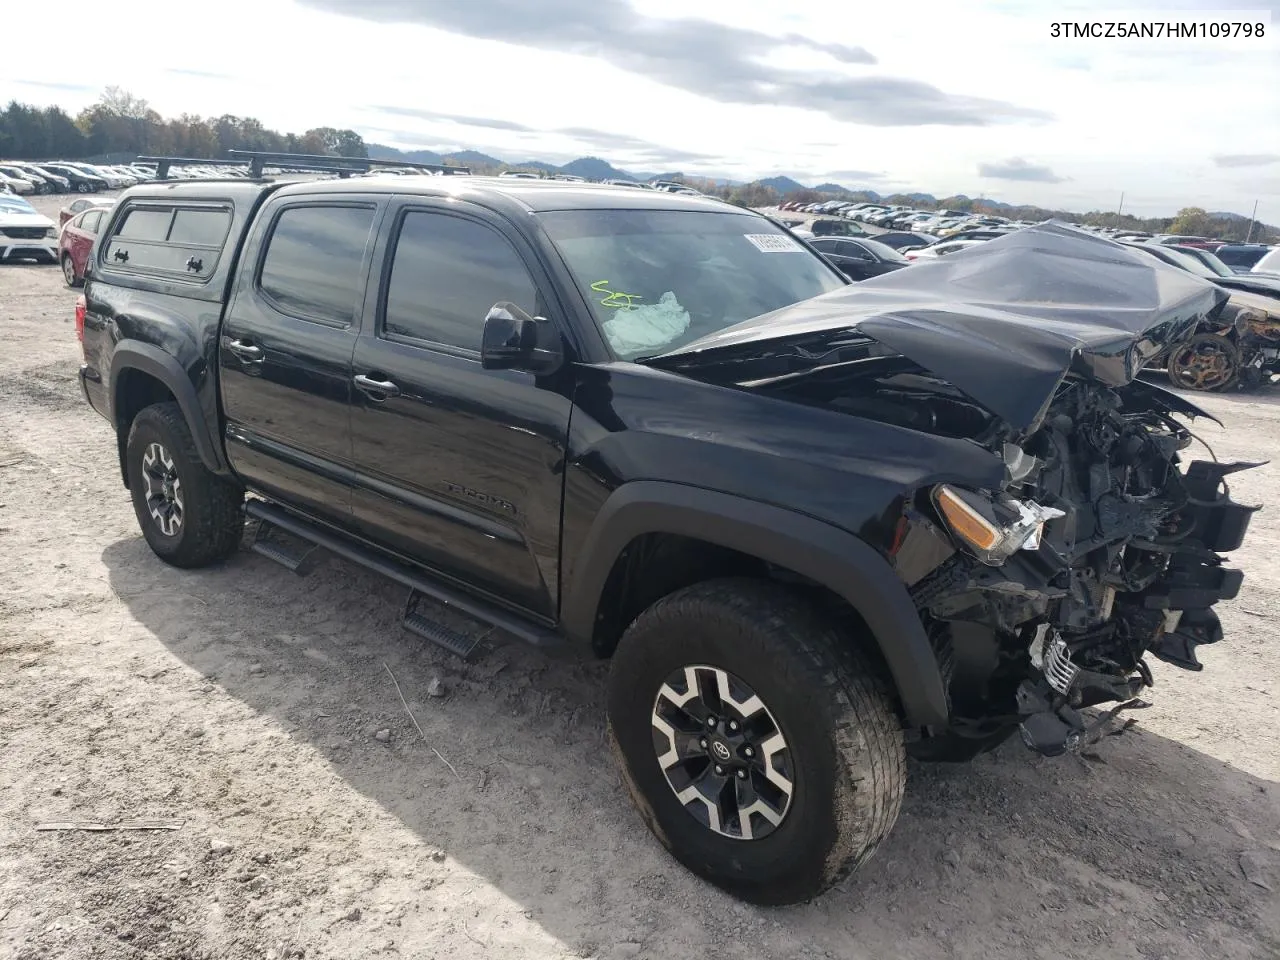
[69,209,104,276]
[220,195,382,525]
[347,198,573,618]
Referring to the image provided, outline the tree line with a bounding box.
[0,88,367,162]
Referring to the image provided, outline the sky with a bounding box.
[4,0,1278,217]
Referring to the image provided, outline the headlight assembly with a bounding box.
[933,484,1064,565]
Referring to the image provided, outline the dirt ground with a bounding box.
[1,192,1278,960]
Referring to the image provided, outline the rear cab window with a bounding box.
[102,202,232,282]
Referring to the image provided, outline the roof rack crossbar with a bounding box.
[136,151,471,181]
[229,150,470,178]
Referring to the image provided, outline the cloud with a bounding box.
[307,0,1050,127]
[10,80,96,92]
[368,106,722,165]
[978,158,1068,183]
[1213,153,1280,168]
[820,169,888,181]
[374,106,532,133]
[165,68,234,80]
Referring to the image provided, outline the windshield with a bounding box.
[1158,247,1219,279]
[0,195,38,215]
[856,238,910,263]
[1182,248,1234,277]
[538,209,846,359]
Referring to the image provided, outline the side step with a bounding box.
[250,520,320,573]
[243,499,564,654]
[403,591,484,661]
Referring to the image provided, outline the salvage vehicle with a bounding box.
[0,193,58,264]
[77,162,1256,904]
[1125,243,1280,391]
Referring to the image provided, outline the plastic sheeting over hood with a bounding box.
[650,222,1228,432]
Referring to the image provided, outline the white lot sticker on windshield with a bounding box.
[744,233,804,253]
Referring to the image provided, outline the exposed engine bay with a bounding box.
[786,364,1259,758]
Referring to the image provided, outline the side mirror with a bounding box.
[481,302,563,375]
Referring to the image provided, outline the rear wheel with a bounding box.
[606,579,905,904]
[61,254,80,288]
[126,402,244,568]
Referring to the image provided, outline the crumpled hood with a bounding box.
[651,222,1228,432]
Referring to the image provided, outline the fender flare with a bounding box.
[109,342,227,474]
[562,481,949,729]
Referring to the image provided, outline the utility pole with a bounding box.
[1245,199,1259,243]
[1115,191,1125,229]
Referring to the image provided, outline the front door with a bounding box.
[348,201,572,619]
[220,197,382,525]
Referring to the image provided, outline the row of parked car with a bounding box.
[0,160,162,195]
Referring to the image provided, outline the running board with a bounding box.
[250,520,320,573]
[243,499,564,653]
[403,591,484,661]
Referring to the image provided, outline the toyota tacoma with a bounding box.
[77,161,1256,904]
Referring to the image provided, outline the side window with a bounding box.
[383,211,537,351]
[103,202,232,281]
[170,208,231,245]
[116,208,172,240]
[258,205,376,325]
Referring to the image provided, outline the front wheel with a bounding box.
[1168,333,1239,391]
[76,182,91,194]
[606,579,906,904]
[126,402,244,568]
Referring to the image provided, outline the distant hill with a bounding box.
[759,175,808,194]
[446,149,505,167]
[368,143,444,165]
[362,141,1273,238]
[559,156,636,181]
[514,160,560,173]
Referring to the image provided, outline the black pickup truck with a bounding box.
[77,168,1256,905]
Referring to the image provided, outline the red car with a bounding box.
[58,197,113,227]
[58,206,109,287]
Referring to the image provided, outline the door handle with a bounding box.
[224,337,264,362]
[353,374,401,399]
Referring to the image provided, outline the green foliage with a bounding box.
[1168,206,1212,236]
[0,90,367,162]
[726,182,780,208]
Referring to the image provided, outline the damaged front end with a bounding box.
[897,378,1259,757]
[648,222,1262,760]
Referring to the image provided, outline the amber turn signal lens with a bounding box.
[935,485,1001,552]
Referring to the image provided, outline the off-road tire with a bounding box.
[126,402,243,568]
[606,578,906,904]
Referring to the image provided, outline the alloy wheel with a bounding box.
[141,442,184,536]
[62,255,76,286]
[651,664,794,840]
[1170,335,1238,391]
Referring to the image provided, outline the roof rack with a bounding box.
[136,151,470,180]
